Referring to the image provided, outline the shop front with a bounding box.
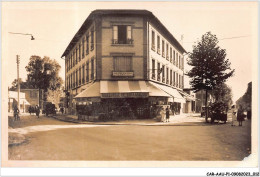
[149,82,185,115]
[74,80,172,121]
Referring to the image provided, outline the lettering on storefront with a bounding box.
[112,72,134,77]
[101,92,148,98]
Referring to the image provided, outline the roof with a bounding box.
[61,9,186,58]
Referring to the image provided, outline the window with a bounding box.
[166,43,169,60]
[173,72,175,86]
[170,47,172,62]
[79,67,81,85]
[162,65,165,83]
[86,62,89,82]
[86,35,89,55]
[162,40,165,57]
[182,57,184,70]
[71,74,72,89]
[82,64,85,83]
[179,74,181,88]
[176,53,179,67]
[76,69,78,86]
[76,48,78,64]
[82,38,85,58]
[151,31,155,50]
[152,59,155,79]
[157,35,160,54]
[157,62,161,81]
[179,56,181,69]
[79,44,81,61]
[114,56,132,71]
[170,69,172,85]
[112,25,133,44]
[173,50,175,65]
[166,67,169,84]
[91,59,94,80]
[73,51,75,67]
[176,73,179,87]
[73,71,75,88]
[91,29,94,51]
[70,54,72,69]
[182,75,184,88]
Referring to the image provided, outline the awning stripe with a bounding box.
[118,81,130,92]
[107,81,119,93]
[128,81,141,92]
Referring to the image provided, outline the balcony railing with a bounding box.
[157,75,161,81]
[157,48,160,55]
[162,77,165,83]
[151,73,156,80]
[151,44,155,51]
[112,39,134,45]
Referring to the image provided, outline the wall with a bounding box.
[101,16,144,80]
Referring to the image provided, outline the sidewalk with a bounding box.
[51,113,205,126]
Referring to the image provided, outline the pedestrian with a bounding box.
[60,107,64,114]
[28,106,32,115]
[247,107,251,120]
[166,106,170,122]
[237,105,245,126]
[35,105,40,118]
[231,105,237,126]
[160,107,166,122]
[13,105,20,121]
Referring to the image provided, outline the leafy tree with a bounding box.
[9,78,34,90]
[211,83,233,110]
[236,82,252,111]
[25,55,63,104]
[187,32,235,122]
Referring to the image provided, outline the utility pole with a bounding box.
[16,55,20,111]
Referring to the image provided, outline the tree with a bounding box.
[187,32,235,122]
[9,78,34,90]
[236,82,252,111]
[211,83,233,109]
[25,55,63,105]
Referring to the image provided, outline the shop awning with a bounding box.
[147,82,172,97]
[150,82,186,103]
[13,98,30,105]
[178,91,196,101]
[75,82,101,98]
[100,81,149,98]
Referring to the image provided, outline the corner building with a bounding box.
[62,10,186,119]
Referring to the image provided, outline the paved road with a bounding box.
[8,115,251,161]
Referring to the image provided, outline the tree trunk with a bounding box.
[205,89,208,122]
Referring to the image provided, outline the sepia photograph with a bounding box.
[1,1,259,175]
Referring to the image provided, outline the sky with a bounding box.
[2,1,258,103]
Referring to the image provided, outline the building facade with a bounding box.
[62,10,186,119]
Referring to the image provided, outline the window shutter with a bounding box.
[113,26,118,40]
[127,26,131,39]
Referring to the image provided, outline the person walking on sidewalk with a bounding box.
[160,107,166,122]
[231,105,237,126]
[237,105,245,126]
[35,105,40,118]
[166,106,170,122]
[13,105,20,121]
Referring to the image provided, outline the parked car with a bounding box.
[210,102,228,124]
[43,102,56,116]
[200,106,211,117]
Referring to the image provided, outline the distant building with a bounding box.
[62,10,187,118]
[8,91,30,112]
[195,90,214,113]
[182,88,196,113]
[21,89,40,106]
